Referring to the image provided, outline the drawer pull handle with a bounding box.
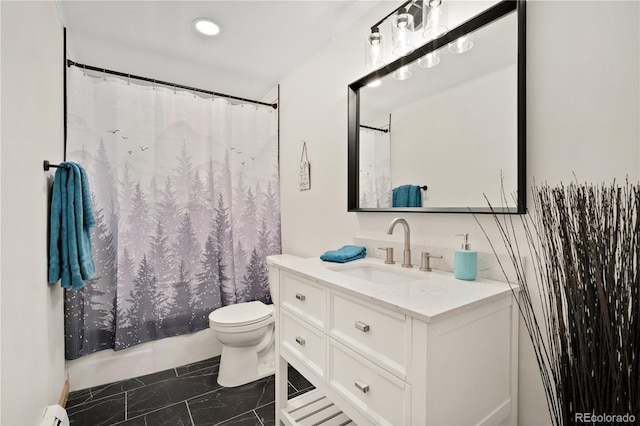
[295,336,306,346]
[355,380,370,393]
[295,293,306,301]
[355,321,370,332]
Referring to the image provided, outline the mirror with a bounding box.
[348,0,526,213]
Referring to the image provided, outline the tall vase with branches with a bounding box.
[476,181,639,425]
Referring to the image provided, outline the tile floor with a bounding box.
[66,356,314,426]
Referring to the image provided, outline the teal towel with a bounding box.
[48,162,96,289]
[392,185,422,207]
[320,245,367,263]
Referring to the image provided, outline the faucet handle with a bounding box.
[378,247,395,264]
[420,252,443,272]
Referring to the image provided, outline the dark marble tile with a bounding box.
[66,388,93,408]
[113,415,147,426]
[216,410,262,426]
[255,402,275,426]
[188,375,275,426]
[68,393,125,426]
[127,372,220,418]
[176,356,221,376]
[287,365,313,392]
[91,368,177,401]
[144,401,193,426]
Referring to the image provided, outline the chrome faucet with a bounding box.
[387,218,412,268]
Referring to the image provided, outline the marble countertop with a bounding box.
[267,254,518,323]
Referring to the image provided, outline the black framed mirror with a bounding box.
[348,0,526,213]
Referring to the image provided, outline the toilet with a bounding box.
[209,301,275,387]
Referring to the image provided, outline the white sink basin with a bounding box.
[330,263,421,285]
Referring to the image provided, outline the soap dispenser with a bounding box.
[454,233,477,281]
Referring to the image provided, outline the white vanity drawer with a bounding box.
[281,309,326,379]
[329,340,411,426]
[281,271,326,330]
[329,290,409,378]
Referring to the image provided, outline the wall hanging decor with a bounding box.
[299,141,311,191]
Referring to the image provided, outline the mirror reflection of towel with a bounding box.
[392,185,422,207]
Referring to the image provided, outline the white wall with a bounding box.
[0,2,66,424]
[0,2,3,421]
[279,1,639,425]
[391,65,517,207]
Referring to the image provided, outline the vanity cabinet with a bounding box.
[269,256,518,426]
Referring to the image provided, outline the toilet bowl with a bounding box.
[209,301,275,387]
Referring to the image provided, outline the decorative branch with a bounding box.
[475,180,639,425]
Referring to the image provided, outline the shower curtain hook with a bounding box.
[127,74,130,85]
[152,79,156,90]
[82,64,86,77]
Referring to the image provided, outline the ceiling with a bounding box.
[58,1,382,102]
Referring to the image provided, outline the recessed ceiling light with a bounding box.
[193,18,221,36]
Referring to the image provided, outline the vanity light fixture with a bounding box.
[365,0,477,78]
[367,79,382,88]
[192,18,221,36]
[365,0,451,78]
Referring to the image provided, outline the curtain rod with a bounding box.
[360,124,389,133]
[66,59,278,109]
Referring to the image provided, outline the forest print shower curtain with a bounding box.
[65,67,280,359]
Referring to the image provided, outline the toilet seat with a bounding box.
[209,301,274,328]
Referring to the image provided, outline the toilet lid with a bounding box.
[209,301,273,327]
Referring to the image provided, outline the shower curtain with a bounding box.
[64,67,280,359]
[359,128,391,208]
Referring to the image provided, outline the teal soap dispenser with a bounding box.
[454,233,477,281]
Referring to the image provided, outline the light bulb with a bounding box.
[449,34,474,53]
[366,27,386,69]
[422,0,448,41]
[418,51,440,68]
[392,9,415,57]
[392,65,412,81]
